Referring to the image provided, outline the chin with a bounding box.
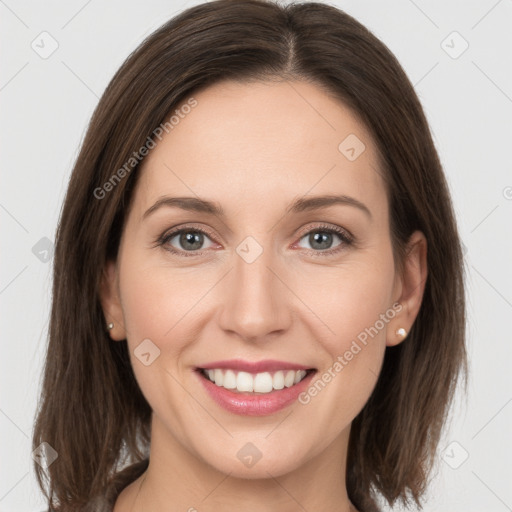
[198,442,306,480]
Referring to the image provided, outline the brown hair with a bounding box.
[32,1,468,511]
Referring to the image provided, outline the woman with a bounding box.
[32,1,467,511]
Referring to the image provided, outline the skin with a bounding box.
[101,79,427,512]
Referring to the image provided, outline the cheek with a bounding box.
[117,257,209,425]
[119,257,202,346]
[298,256,395,351]
[294,251,396,408]
[117,254,212,412]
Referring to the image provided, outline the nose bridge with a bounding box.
[218,234,290,340]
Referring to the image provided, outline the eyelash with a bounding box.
[155,223,354,258]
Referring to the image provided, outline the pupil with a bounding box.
[310,232,332,250]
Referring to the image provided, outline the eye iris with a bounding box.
[180,231,203,250]
[310,231,333,250]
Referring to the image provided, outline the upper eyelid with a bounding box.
[161,223,217,243]
[296,223,352,239]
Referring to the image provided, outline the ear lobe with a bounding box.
[99,259,126,341]
[387,230,428,347]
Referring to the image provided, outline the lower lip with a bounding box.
[195,369,316,416]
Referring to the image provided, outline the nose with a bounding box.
[217,242,293,342]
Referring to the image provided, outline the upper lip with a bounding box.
[197,359,315,373]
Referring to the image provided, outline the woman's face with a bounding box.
[102,79,425,479]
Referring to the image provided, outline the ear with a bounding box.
[99,259,127,341]
[387,230,428,347]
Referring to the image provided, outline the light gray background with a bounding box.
[1,0,511,511]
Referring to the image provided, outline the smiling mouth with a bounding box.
[197,367,317,394]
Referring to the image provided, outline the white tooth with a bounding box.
[214,369,224,386]
[284,370,295,388]
[254,372,273,393]
[223,369,237,389]
[207,368,307,392]
[236,371,253,392]
[273,370,285,390]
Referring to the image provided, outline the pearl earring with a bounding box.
[107,322,114,330]
[396,327,407,338]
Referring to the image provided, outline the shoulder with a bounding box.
[42,459,149,512]
[42,492,117,512]
[108,458,150,510]
[112,474,145,511]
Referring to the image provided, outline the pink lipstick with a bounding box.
[195,359,316,416]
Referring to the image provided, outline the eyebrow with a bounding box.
[142,194,372,220]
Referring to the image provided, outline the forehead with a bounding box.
[135,79,387,220]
